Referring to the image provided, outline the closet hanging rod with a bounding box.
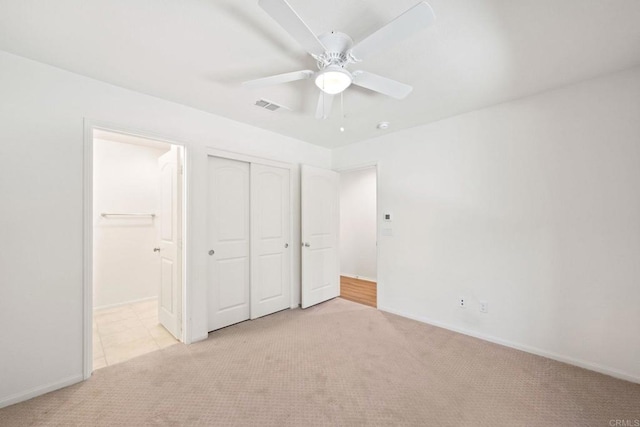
[100,213,156,218]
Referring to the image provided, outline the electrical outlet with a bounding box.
[480,301,488,313]
[458,297,465,308]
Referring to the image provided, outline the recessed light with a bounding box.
[377,121,390,130]
[339,127,345,132]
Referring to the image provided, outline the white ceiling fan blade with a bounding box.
[243,70,314,88]
[350,2,435,61]
[258,0,327,57]
[352,71,413,99]
[315,92,334,119]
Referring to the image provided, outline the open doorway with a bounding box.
[90,129,183,370]
[339,166,377,307]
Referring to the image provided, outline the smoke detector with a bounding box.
[377,121,390,130]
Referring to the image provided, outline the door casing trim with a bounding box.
[83,119,189,379]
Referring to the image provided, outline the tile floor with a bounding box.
[93,299,178,369]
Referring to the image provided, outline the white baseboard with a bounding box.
[190,333,209,344]
[378,305,640,385]
[340,273,377,283]
[94,296,157,311]
[0,374,84,409]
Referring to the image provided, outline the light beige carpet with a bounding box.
[1,298,639,426]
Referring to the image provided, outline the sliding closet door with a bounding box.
[250,164,291,319]
[207,157,251,331]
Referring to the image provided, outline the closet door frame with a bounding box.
[205,148,296,322]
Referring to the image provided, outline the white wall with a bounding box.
[93,139,169,308]
[340,167,377,281]
[0,50,331,407]
[333,67,640,382]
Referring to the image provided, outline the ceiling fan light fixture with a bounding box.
[315,67,352,95]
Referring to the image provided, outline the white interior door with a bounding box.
[250,164,291,319]
[207,156,251,331]
[301,165,340,308]
[158,146,182,339]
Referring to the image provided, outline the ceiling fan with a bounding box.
[243,0,435,119]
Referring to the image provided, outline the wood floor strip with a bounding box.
[340,276,377,308]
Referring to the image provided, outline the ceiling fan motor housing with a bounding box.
[316,31,354,70]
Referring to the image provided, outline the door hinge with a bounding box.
[179,165,184,175]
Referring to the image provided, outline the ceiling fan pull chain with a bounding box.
[340,92,346,132]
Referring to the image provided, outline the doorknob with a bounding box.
[304,242,310,247]
[208,250,215,256]
[153,247,160,252]
[284,243,289,248]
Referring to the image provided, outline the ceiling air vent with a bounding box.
[255,99,290,112]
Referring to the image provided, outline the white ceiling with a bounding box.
[1,0,640,148]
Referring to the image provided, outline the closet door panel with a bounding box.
[251,164,291,319]
[207,157,251,331]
